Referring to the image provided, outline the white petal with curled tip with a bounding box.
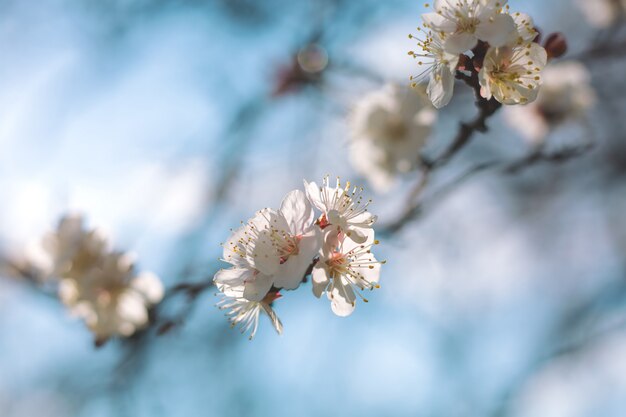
[243,273,274,302]
[279,190,315,235]
[131,271,164,303]
[475,13,516,48]
[312,264,329,298]
[328,282,356,317]
[346,225,368,244]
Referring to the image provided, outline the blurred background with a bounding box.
[1,0,626,416]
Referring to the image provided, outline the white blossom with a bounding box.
[409,30,460,108]
[504,61,596,143]
[215,190,318,300]
[478,41,547,105]
[311,229,383,317]
[217,283,283,340]
[349,84,436,191]
[215,209,282,301]
[422,0,516,54]
[576,0,626,28]
[304,176,377,244]
[38,214,109,279]
[59,252,164,343]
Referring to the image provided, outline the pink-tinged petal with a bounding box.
[475,13,516,47]
[428,66,455,109]
[444,32,478,54]
[312,264,329,298]
[478,67,493,100]
[243,273,274,302]
[272,231,319,290]
[279,190,315,235]
[421,12,456,32]
[213,267,253,286]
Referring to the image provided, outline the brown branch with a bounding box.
[379,143,594,236]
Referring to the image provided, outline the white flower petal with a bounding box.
[243,273,274,302]
[279,189,314,235]
[329,283,356,317]
[444,32,478,54]
[428,65,455,109]
[476,13,516,47]
[311,264,329,298]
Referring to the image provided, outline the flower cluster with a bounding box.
[504,61,596,144]
[349,84,437,192]
[37,215,164,344]
[409,0,548,108]
[214,177,384,339]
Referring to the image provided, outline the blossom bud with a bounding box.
[544,33,568,59]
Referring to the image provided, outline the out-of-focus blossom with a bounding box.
[312,229,382,317]
[59,252,164,343]
[504,61,596,144]
[576,0,626,28]
[348,84,436,191]
[217,282,283,340]
[478,42,547,104]
[409,31,460,108]
[30,214,163,343]
[304,176,377,244]
[37,214,108,280]
[421,0,516,54]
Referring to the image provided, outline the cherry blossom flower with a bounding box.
[217,283,283,340]
[478,41,547,105]
[215,208,281,301]
[349,84,436,191]
[304,176,377,244]
[215,190,318,300]
[504,61,596,143]
[59,252,164,343]
[311,230,383,317]
[421,0,516,54]
[409,30,460,108]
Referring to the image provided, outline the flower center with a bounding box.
[384,115,408,141]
